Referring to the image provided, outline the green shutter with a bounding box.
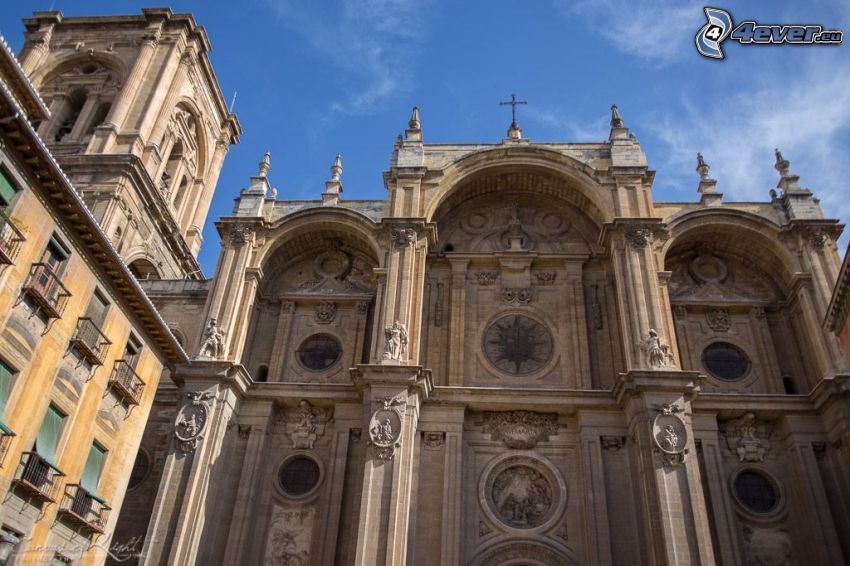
[0,361,12,419]
[0,169,16,207]
[36,405,64,465]
[80,443,105,493]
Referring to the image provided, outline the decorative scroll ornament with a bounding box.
[382,320,408,362]
[639,329,675,369]
[719,412,772,462]
[196,318,226,359]
[706,308,731,332]
[368,395,406,461]
[284,400,332,450]
[501,287,532,305]
[391,227,417,247]
[175,391,215,453]
[652,404,688,467]
[483,410,559,449]
[314,302,337,324]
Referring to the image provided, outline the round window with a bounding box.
[483,314,554,376]
[701,342,751,381]
[278,456,321,497]
[298,334,341,371]
[733,470,779,514]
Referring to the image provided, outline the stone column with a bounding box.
[221,400,274,564]
[437,405,464,565]
[578,418,613,566]
[351,365,432,566]
[19,13,59,76]
[268,301,296,380]
[447,259,468,386]
[613,370,715,565]
[185,135,232,254]
[140,362,250,566]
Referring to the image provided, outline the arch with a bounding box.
[128,258,161,281]
[172,98,207,178]
[30,51,128,90]
[53,88,86,142]
[470,538,579,566]
[424,145,612,227]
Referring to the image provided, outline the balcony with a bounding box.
[0,208,25,265]
[11,451,64,503]
[108,360,145,406]
[57,484,111,534]
[69,318,111,366]
[21,263,71,319]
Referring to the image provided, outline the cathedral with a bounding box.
[0,7,848,566]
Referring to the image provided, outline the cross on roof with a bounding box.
[499,93,527,126]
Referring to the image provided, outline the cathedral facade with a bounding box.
[2,8,850,566]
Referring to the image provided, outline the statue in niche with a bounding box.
[382,320,408,361]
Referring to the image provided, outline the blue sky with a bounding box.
[3,1,850,275]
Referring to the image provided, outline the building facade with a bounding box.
[6,8,850,566]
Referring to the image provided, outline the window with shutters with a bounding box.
[0,360,16,464]
[12,404,66,502]
[0,167,25,265]
[23,235,72,319]
[70,290,112,365]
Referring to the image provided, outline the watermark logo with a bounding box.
[695,7,843,59]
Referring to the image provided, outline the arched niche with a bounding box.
[128,258,161,281]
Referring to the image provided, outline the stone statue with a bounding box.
[382,320,408,361]
[663,425,679,451]
[197,317,225,359]
[370,417,394,444]
[640,329,673,368]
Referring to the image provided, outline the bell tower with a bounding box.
[18,8,241,279]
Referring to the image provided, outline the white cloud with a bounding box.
[558,0,696,64]
[268,0,423,115]
[647,52,850,247]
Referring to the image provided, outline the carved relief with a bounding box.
[382,320,408,362]
[283,400,333,450]
[368,395,405,461]
[500,287,532,305]
[639,329,675,369]
[805,226,828,250]
[534,271,557,285]
[422,431,445,450]
[483,410,559,449]
[743,526,793,566]
[669,253,775,304]
[480,455,566,532]
[719,413,772,462]
[476,271,498,285]
[601,435,625,451]
[174,391,215,453]
[625,226,653,248]
[275,246,376,295]
[652,404,688,467]
[706,309,731,332]
[228,226,253,246]
[314,302,337,324]
[263,506,315,566]
[196,317,226,360]
[391,227,417,247]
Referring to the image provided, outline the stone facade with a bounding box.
[5,8,850,566]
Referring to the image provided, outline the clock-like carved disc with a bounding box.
[483,314,553,375]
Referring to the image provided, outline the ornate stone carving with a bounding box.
[625,226,653,248]
[476,271,498,285]
[228,226,253,246]
[382,320,408,362]
[483,410,559,449]
[501,287,532,305]
[483,315,554,376]
[743,526,793,566]
[391,227,417,247]
[719,413,772,462]
[175,391,215,453]
[264,507,314,566]
[534,271,557,285]
[601,435,626,451]
[751,307,766,320]
[556,521,569,541]
[314,301,337,324]
[652,404,687,467]
[196,318,225,359]
[368,395,405,461]
[706,308,731,332]
[805,227,828,250]
[639,329,675,369]
[237,424,251,440]
[481,455,565,532]
[283,400,332,450]
[422,431,445,450]
[281,301,295,314]
[356,301,369,314]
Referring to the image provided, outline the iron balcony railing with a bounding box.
[12,451,64,503]
[69,317,112,366]
[108,360,145,406]
[57,484,111,534]
[0,208,25,265]
[22,263,71,319]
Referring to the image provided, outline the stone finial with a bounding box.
[330,153,343,181]
[258,150,271,178]
[507,121,523,140]
[696,152,710,179]
[773,147,806,194]
[408,106,421,130]
[774,148,790,176]
[610,104,624,128]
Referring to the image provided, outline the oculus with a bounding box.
[733,469,779,514]
[278,456,322,497]
[483,314,553,376]
[702,342,751,381]
[297,334,341,371]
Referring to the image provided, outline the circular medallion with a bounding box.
[689,254,728,284]
[480,454,566,532]
[483,315,553,376]
[652,413,688,455]
[313,249,351,278]
[277,455,323,498]
[297,334,341,371]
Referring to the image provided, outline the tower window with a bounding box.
[54,90,86,142]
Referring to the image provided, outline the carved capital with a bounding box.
[228,226,254,246]
[390,227,417,247]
